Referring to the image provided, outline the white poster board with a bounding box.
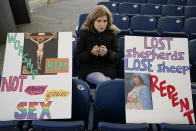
[0,32,72,120]
[125,36,195,124]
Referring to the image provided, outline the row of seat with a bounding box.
[72,35,196,82]
[98,2,196,18]
[109,0,196,6]
[76,14,196,39]
[0,77,196,131]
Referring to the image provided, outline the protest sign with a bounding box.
[125,36,195,124]
[0,32,72,120]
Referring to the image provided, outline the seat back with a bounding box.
[113,14,130,30]
[77,13,88,36]
[147,0,167,4]
[130,15,157,31]
[117,37,124,79]
[183,18,196,36]
[158,123,196,131]
[31,79,90,131]
[188,39,196,65]
[94,80,125,127]
[127,0,146,4]
[109,0,127,3]
[0,121,21,131]
[32,120,85,131]
[167,0,187,6]
[157,17,183,33]
[184,6,196,18]
[72,35,78,77]
[189,39,196,82]
[161,5,184,17]
[72,79,90,126]
[0,74,1,86]
[98,122,150,131]
[187,0,196,6]
[192,84,196,119]
[97,2,118,14]
[140,4,161,16]
[118,2,140,15]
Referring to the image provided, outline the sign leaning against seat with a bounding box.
[0,32,72,120]
[124,36,195,124]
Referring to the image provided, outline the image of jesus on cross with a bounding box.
[29,34,55,71]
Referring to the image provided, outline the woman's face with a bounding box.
[94,15,108,33]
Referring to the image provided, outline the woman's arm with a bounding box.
[76,31,96,62]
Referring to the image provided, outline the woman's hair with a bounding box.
[82,5,120,34]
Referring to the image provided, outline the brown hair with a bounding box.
[82,5,120,34]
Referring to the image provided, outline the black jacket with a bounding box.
[76,29,120,80]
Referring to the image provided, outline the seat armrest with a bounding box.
[88,103,94,131]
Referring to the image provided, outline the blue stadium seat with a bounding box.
[187,0,196,6]
[188,39,196,82]
[183,18,196,39]
[130,15,158,36]
[109,0,127,3]
[94,80,151,130]
[0,121,21,131]
[72,35,77,58]
[157,17,187,37]
[72,79,91,127]
[192,84,196,118]
[97,2,118,14]
[167,0,187,6]
[118,2,140,17]
[147,0,167,5]
[0,74,1,86]
[31,79,92,131]
[118,37,124,59]
[76,13,88,36]
[98,122,150,131]
[112,14,130,37]
[157,123,196,131]
[117,37,124,79]
[32,121,85,131]
[72,35,78,77]
[94,80,125,128]
[161,5,184,18]
[184,6,196,18]
[140,4,161,18]
[127,0,146,4]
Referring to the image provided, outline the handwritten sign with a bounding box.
[125,36,195,124]
[0,32,72,120]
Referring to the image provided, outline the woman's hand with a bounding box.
[99,45,107,56]
[91,45,99,56]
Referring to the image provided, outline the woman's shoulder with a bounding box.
[103,30,117,38]
[105,29,115,35]
[80,29,90,35]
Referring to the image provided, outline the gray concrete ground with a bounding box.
[0,0,103,74]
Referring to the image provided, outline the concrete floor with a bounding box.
[17,0,102,33]
[0,0,102,74]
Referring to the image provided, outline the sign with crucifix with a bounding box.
[0,32,72,120]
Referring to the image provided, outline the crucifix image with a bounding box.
[29,34,54,71]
